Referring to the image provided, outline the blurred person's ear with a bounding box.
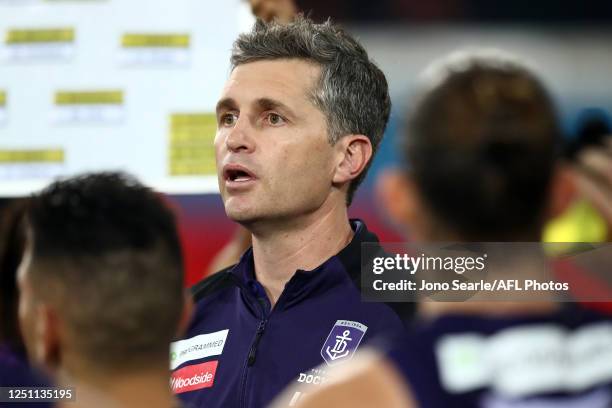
[33,304,61,370]
[546,164,576,220]
[332,135,373,186]
[16,245,61,369]
[176,291,194,338]
[376,168,424,238]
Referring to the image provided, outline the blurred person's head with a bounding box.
[248,0,297,23]
[215,16,391,228]
[17,172,186,378]
[565,108,611,159]
[379,51,569,241]
[0,200,28,354]
[278,52,606,408]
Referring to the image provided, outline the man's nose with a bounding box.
[225,117,255,153]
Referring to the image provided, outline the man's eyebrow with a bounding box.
[215,98,237,114]
[216,97,298,117]
[256,98,296,117]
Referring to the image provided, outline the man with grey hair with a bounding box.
[171,16,412,408]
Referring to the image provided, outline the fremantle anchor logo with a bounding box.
[320,320,368,366]
[327,330,352,360]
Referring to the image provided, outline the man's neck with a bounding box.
[250,197,354,307]
[58,362,178,408]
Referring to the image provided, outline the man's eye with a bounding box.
[221,113,238,126]
[266,113,285,126]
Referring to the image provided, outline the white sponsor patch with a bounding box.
[170,329,228,370]
[435,333,488,393]
[436,322,612,398]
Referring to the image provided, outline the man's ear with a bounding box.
[375,168,421,231]
[176,291,194,339]
[332,135,373,185]
[546,164,576,220]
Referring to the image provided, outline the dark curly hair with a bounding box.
[23,172,184,369]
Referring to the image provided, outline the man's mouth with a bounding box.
[223,165,257,183]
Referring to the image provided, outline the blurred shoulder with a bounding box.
[273,349,416,408]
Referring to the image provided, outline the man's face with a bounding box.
[215,59,338,225]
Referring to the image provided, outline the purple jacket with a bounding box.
[0,343,51,407]
[385,306,612,407]
[172,220,414,408]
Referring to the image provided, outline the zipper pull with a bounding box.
[247,320,267,366]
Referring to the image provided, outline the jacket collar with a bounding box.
[229,219,380,312]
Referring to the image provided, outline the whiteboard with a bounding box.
[0,0,254,196]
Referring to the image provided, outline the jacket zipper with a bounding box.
[240,295,269,408]
[248,317,267,366]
